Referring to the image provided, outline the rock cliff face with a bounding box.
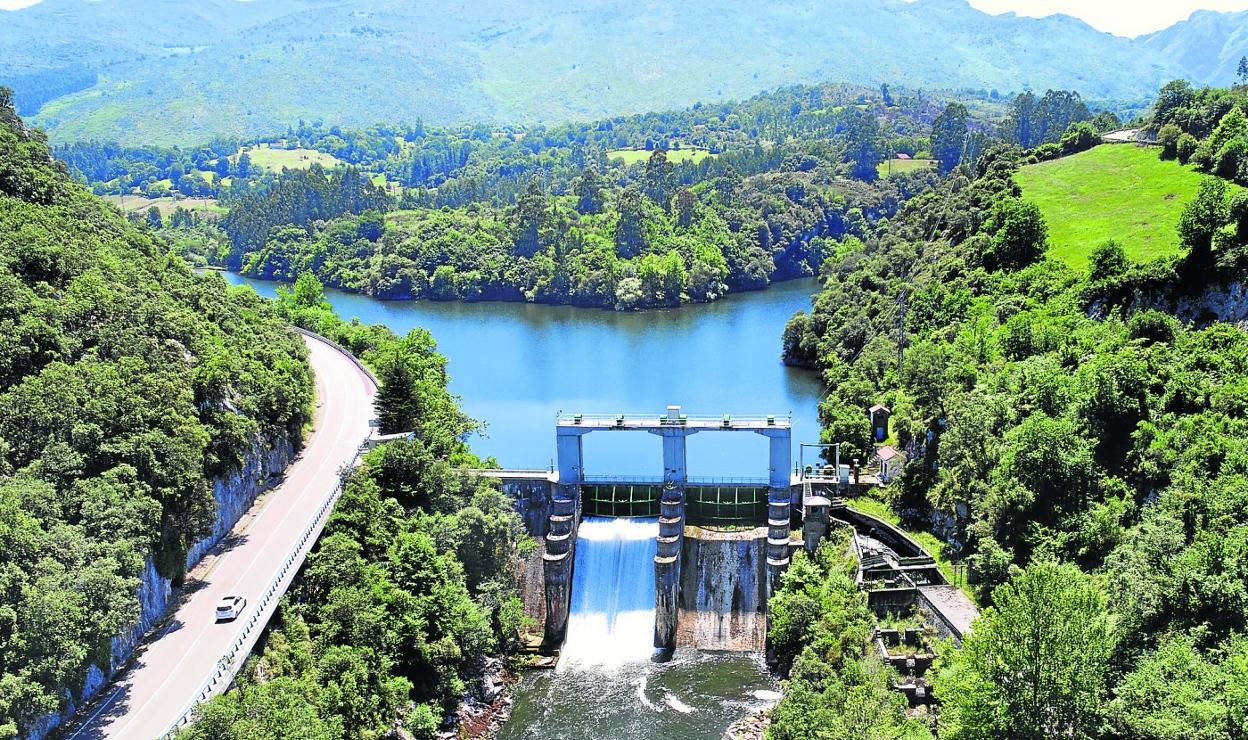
[24,433,297,740]
[1173,281,1248,326]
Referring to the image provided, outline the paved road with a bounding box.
[65,334,376,739]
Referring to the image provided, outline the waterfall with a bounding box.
[560,517,659,669]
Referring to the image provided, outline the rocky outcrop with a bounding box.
[724,707,772,740]
[24,432,297,740]
[1173,280,1248,326]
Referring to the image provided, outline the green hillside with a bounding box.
[1015,144,1226,269]
[1,0,1188,145]
[0,95,313,734]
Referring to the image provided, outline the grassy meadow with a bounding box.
[234,144,344,171]
[104,194,224,217]
[607,147,714,165]
[876,157,936,178]
[1015,144,1238,269]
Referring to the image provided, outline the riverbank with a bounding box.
[224,266,821,312]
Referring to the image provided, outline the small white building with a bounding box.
[875,445,907,483]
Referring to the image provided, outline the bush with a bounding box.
[1215,137,1248,180]
[1177,133,1199,164]
[1059,121,1099,156]
[1158,123,1183,159]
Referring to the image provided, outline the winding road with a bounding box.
[65,333,376,739]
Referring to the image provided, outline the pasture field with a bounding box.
[1014,144,1238,269]
[876,157,936,177]
[233,144,344,171]
[607,147,714,165]
[104,194,224,217]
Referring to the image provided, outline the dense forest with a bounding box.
[776,81,1248,738]
[62,83,1125,310]
[0,90,314,737]
[176,275,529,739]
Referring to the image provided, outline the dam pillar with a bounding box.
[653,424,689,654]
[759,428,793,602]
[544,428,588,650]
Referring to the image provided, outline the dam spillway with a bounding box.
[560,517,660,668]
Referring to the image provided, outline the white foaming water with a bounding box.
[559,517,659,670]
[665,694,695,714]
[636,677,658,711]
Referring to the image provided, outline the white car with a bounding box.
[215,595,247,621]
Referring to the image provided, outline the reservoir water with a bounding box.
[220,274,824,477]
[218,274,815,737]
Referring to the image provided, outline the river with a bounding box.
[218,273,820,737]
[220,274,825,477]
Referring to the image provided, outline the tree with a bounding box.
[233,152,252,179]
[1058,121,1098,155]
[291,271,326,308]
[1178,177,1229,267]
[1154,80,1195,128]
[573,166,604,215]
[1088,240,1127,283]
[982,197,1048,269]
[642,150,673,208]
[932,104,970,174]
[842,108,884,181]
[145,205,163,230]
[1239,56,1248,85]
[511,178,547,257]
[1158,123,1183,160]
[613,187,647,258]
[1006,91,1039,148]
[935,560,1117,740]
[376,349,421,435]
[673,188,696,229]
[1176,133,1200,164]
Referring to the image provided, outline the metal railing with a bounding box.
[161,332,374,738]
[557,412,791,428]
[580,474,772,486]
[160,446,362,738]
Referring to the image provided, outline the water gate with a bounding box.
[539,406,795,656]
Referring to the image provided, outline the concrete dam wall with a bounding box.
[677,527,769,651]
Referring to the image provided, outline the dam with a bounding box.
[483,406,978,739]
[477,406,851,658]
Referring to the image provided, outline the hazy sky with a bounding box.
[1,0,1247,37]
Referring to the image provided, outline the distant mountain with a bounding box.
[0,0,1222,145]
[1137,9,1248,86]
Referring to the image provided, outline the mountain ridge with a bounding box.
[0,0,1241,145]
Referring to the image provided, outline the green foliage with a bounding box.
[1151,83,1248,186]
[0,95,313,734]
[766,534,931,740]
[981,196,1047,269]
[931,104,970,174]
[786,78,1248,740]
[183,314,525,738]
[935,560,1116,740]
[1005,90,1092,150]
[1108,633,1248,740]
